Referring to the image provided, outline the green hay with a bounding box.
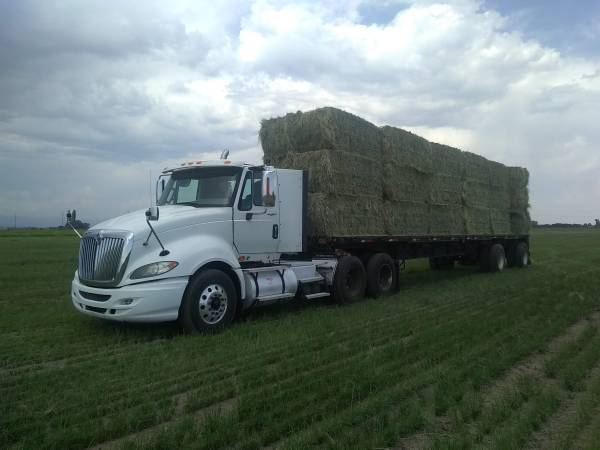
[382,162,431,203]
[462,178,491,208]
[259,106,530,237]
[430,204,465,235]
[490,209,512,234]
[260,107,383,164]
[430,143,463,178]
[510,211,531,235]
[463,152,491,184]
[308,194,385,237]
[280,150,382,198]
[383,201,430,235]
[465,206,492,234]
[430,174,462,206]
[381,126,432,173]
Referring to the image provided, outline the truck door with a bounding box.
[233,168,280,258]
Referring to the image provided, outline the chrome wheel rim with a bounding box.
[198,284,228,324]
[522,252,528,266]
[379,264,393,291]
[498,255,505,271]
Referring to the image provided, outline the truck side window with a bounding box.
[253,170,263,206]
[238,173,253,211]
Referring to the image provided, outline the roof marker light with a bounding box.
[224,160,231,165]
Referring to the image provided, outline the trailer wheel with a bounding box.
[179,269,238,333]
[508,242,529,268]
[333,256,366,304]
[429,257,455,270]
[366,253,396,298]
[487,244,506,273]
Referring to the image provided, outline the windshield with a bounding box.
[157,167,243,207]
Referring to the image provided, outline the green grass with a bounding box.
[1,229,600,449]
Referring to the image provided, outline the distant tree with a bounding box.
[595,219,600,228]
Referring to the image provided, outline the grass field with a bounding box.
[1,229,600,449]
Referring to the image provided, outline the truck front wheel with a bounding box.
[366,253,397,298]
[333,256,367,304]
[179,269,238,333]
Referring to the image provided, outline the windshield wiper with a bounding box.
[177,201,201,208]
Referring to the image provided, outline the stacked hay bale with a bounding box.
[259,107,529,237]
[260,107,384,236]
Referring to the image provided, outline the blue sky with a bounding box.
[485,0,600,57]
[0,0,599,227]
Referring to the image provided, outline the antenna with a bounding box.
[220,148,230,160]
[149,169,153,207]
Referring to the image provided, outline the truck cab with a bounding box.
[71,160,332,332]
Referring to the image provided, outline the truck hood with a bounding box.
[91,206,232,236]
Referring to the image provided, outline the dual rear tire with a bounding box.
[333,253,396,304]
[480,241,529,272]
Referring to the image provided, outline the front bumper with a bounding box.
[71,276,189,322]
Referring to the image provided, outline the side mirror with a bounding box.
[156,175,169,203]
[145,206,159,221]
[262,171,276,207]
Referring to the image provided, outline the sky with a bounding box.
[0,0,599,227]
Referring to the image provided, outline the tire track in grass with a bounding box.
[1,282,516,436]
[89,397,238,450]
[529,364,600,450]
[4,256,592,446]
[230,288,584,450]
[3,291,507,448]
[11,268,592,448]
[400,310,600,450]
[1,250,569,371]
[282,309,575,450]
[0,282,499,388]
[84,284,544,450]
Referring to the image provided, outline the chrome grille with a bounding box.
[78,230,133,286]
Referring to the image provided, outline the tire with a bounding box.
[487,244,506,273]
[366,253,397,298]
[513,242,529,267]
[429,257,455,270]
[179,269,238,333]
[333,255,367,304]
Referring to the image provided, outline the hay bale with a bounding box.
[382,162,431,203]
[430,174,462,205]
[259,106,530,238]
[381,126,432,173]
[430,143,463,178]
[260,107,383,164]
[463,152,491,184]
[383,201,430,235]
[510,211,530,235]
[465,206,492,234]
[462,178,490,208]
[430,203,465,235]
[308,193,385,237]
[279,150,382,198]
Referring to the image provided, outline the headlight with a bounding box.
[130,261,178,279]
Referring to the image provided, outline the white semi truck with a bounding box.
[71,157,530,332]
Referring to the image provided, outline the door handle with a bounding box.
[272,224,279,239]
[266,212,277,216]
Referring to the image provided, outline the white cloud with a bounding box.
[1,0,599,226]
